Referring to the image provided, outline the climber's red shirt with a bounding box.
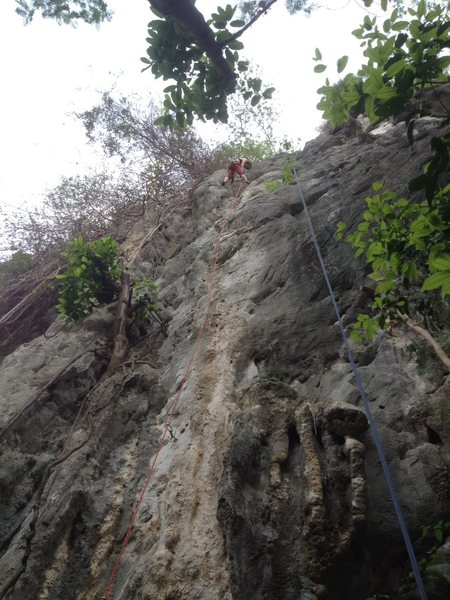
[227,160,245,179]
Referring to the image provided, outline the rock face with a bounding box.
[1,113,450,600]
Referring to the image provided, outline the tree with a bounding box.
[15,0,111,24]
[1,90,224,258]
[143,0,313,126]
[143,0,436,127]
[0,250,33,288]
[316,1,450,128]
[78,92,214,185]
[55,235,121,321]
[16,0,312,125]
[0,169,148,255]
[215,66,299,161]
[16,1,435,128]
[316,0,450,367]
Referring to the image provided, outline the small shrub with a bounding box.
[265,180,281,192]
[0,250,34,286]
[131,276,159,326]
[56,236,121,322]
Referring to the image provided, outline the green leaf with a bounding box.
[228,39,244,50]
[175,112,185,127]
[150,7,164,18]
[431,255,450,271]
[342,88,361,106]
[262,87,275,99]
[315,47,322,61]
[394,33,408,48]
[375,85,397,100]
[351,330,363,344]
[336,221,348,240]
[383,18,391,33]
[417,0,426,19]
[405,262,418,280]
[422,271,450,292]
[363,15,373,31]
[409,20,421,39]
[230,19,245,27]
[225,4,235,20]
[386,57,407,77]
[437,56,450,70]
[391,20,409,31]
[381,0,388,11]
[362,67,384,94]
[153,115,169,126]
[251,94,261,106]
[437,21,450,37]
[337,55,348,74]
[365,95,377,123]
[314,64,327,73]
[395,67,415,93]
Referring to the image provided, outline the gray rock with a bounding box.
[324,401,369,437]
[1,112,450,600]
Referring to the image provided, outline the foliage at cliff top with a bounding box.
[323,0,450,349]
[15,1,436,128]
[15,0,111,24]
[15,0,314,126]
[315,0,450,127]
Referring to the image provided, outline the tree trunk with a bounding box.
[101,271,131,380]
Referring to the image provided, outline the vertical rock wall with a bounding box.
[1,113,450,599]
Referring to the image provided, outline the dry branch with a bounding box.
[0,270,59,327]
[100,272,132,380]
[396,310,450,372]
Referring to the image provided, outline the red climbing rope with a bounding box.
[102,182,244,599]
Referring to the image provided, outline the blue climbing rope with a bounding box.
[292,168,428,600]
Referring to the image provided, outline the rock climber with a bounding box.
[222,158,252,186]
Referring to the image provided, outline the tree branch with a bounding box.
[148,0,236,83]
[100,271,132,380]
[220,0,279,46]
[396,310,450,372]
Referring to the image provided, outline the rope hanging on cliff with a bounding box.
[292,168,428,600]
[102,182,244,599]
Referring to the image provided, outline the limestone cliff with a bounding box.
[1,111,450,600]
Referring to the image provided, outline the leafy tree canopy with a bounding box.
[214,65,299,161]
[15,0,111,24]
[55,235,120,321]
[16,0,312,125]
[0,250,34,287]
[142,0,312,127]
[15,1,437,127]
[318,0,450,360]
[315,0,450,128]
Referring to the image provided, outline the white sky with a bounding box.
[0,0,377,214]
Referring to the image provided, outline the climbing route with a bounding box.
[102,182,244,599]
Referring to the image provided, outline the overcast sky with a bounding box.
[0,0,374,215]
